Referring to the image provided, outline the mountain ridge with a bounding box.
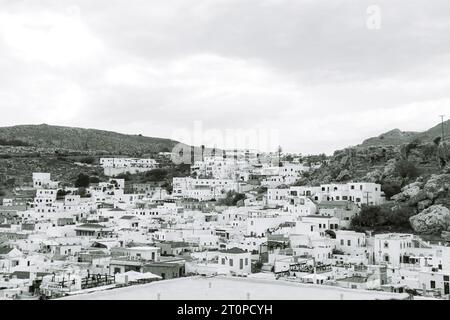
[358,120,450,148]
[0,124,181,156]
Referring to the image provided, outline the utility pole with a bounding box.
[440,115,446,142]
[365,192,370,206]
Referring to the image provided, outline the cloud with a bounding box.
[0,0,449,154]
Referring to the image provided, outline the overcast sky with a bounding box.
[0,0,449,154]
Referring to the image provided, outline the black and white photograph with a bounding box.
[0,0,449,310]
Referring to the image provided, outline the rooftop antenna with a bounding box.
[439,115,446,142]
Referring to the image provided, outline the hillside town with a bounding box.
[1,148,449,300]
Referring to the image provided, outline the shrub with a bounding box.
[382,181,402,200]
[56,189,71,200]
[80,157,95,165]
[74,173,90,188]
[350,205,414,231]
[217,191,246,206]
[394,160,420,180]
[351,206,388,228]
[144,169,168,182]
[433,137,442,146]
[89,176,100,184]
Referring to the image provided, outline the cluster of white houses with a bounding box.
[0,155,449,300]
[100,158,158,176]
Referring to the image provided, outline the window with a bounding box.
[229,259,233,266]
[444,275,449,281]
[222,258,225,265]
[347,240,351,246]
[430,281,436,289]
[340,239,344,246]
[240,259,243,270]
[384,242,389,248]
[245,258,248,266]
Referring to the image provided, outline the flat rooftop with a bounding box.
[60,276,409,300]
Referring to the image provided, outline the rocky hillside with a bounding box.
[297,121,450,236]
[359,120,450,147]
[0,124,180,156]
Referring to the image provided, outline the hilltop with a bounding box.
[0,124,179,156]
[359,120,450,147]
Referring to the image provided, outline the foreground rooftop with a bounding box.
[60,275,410,300]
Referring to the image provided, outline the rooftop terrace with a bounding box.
[60,275,410,300]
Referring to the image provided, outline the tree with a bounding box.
[433,136,442,146]
[145,169,168,182]
[77,187,91,198]
[56,189,71,200]
[74,173,90,188]
[386,206,415,229]
[161,181,173,194]
[394,160,419,181]
[217,191,246,206]
[115,172,132,181]
[277,146,283,167]
[382,181,402,200]
[351,205,414,232]
[351,206,387,229]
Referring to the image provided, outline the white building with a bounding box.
[32,173,59,189]
[100,158,158,176]
[374,234,414,267]
[217,247,252,276]
[267,188,289,206]
[172,177,239,201]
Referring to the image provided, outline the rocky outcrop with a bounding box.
[363,169,383,183]
[391,182,423,202]
[436,142,450,168]
[422,174,450,200]
[417,199,433,211]
[409,205,450,234]
[383,159,397,177]
[336,169,352,182]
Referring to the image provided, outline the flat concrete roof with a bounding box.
[60,276,409,300]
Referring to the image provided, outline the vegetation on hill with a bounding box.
[350,204,415,233]
[217,191,246,206]
[359,120,450,148]
[0,124,180,156]
[0,138,31,147]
